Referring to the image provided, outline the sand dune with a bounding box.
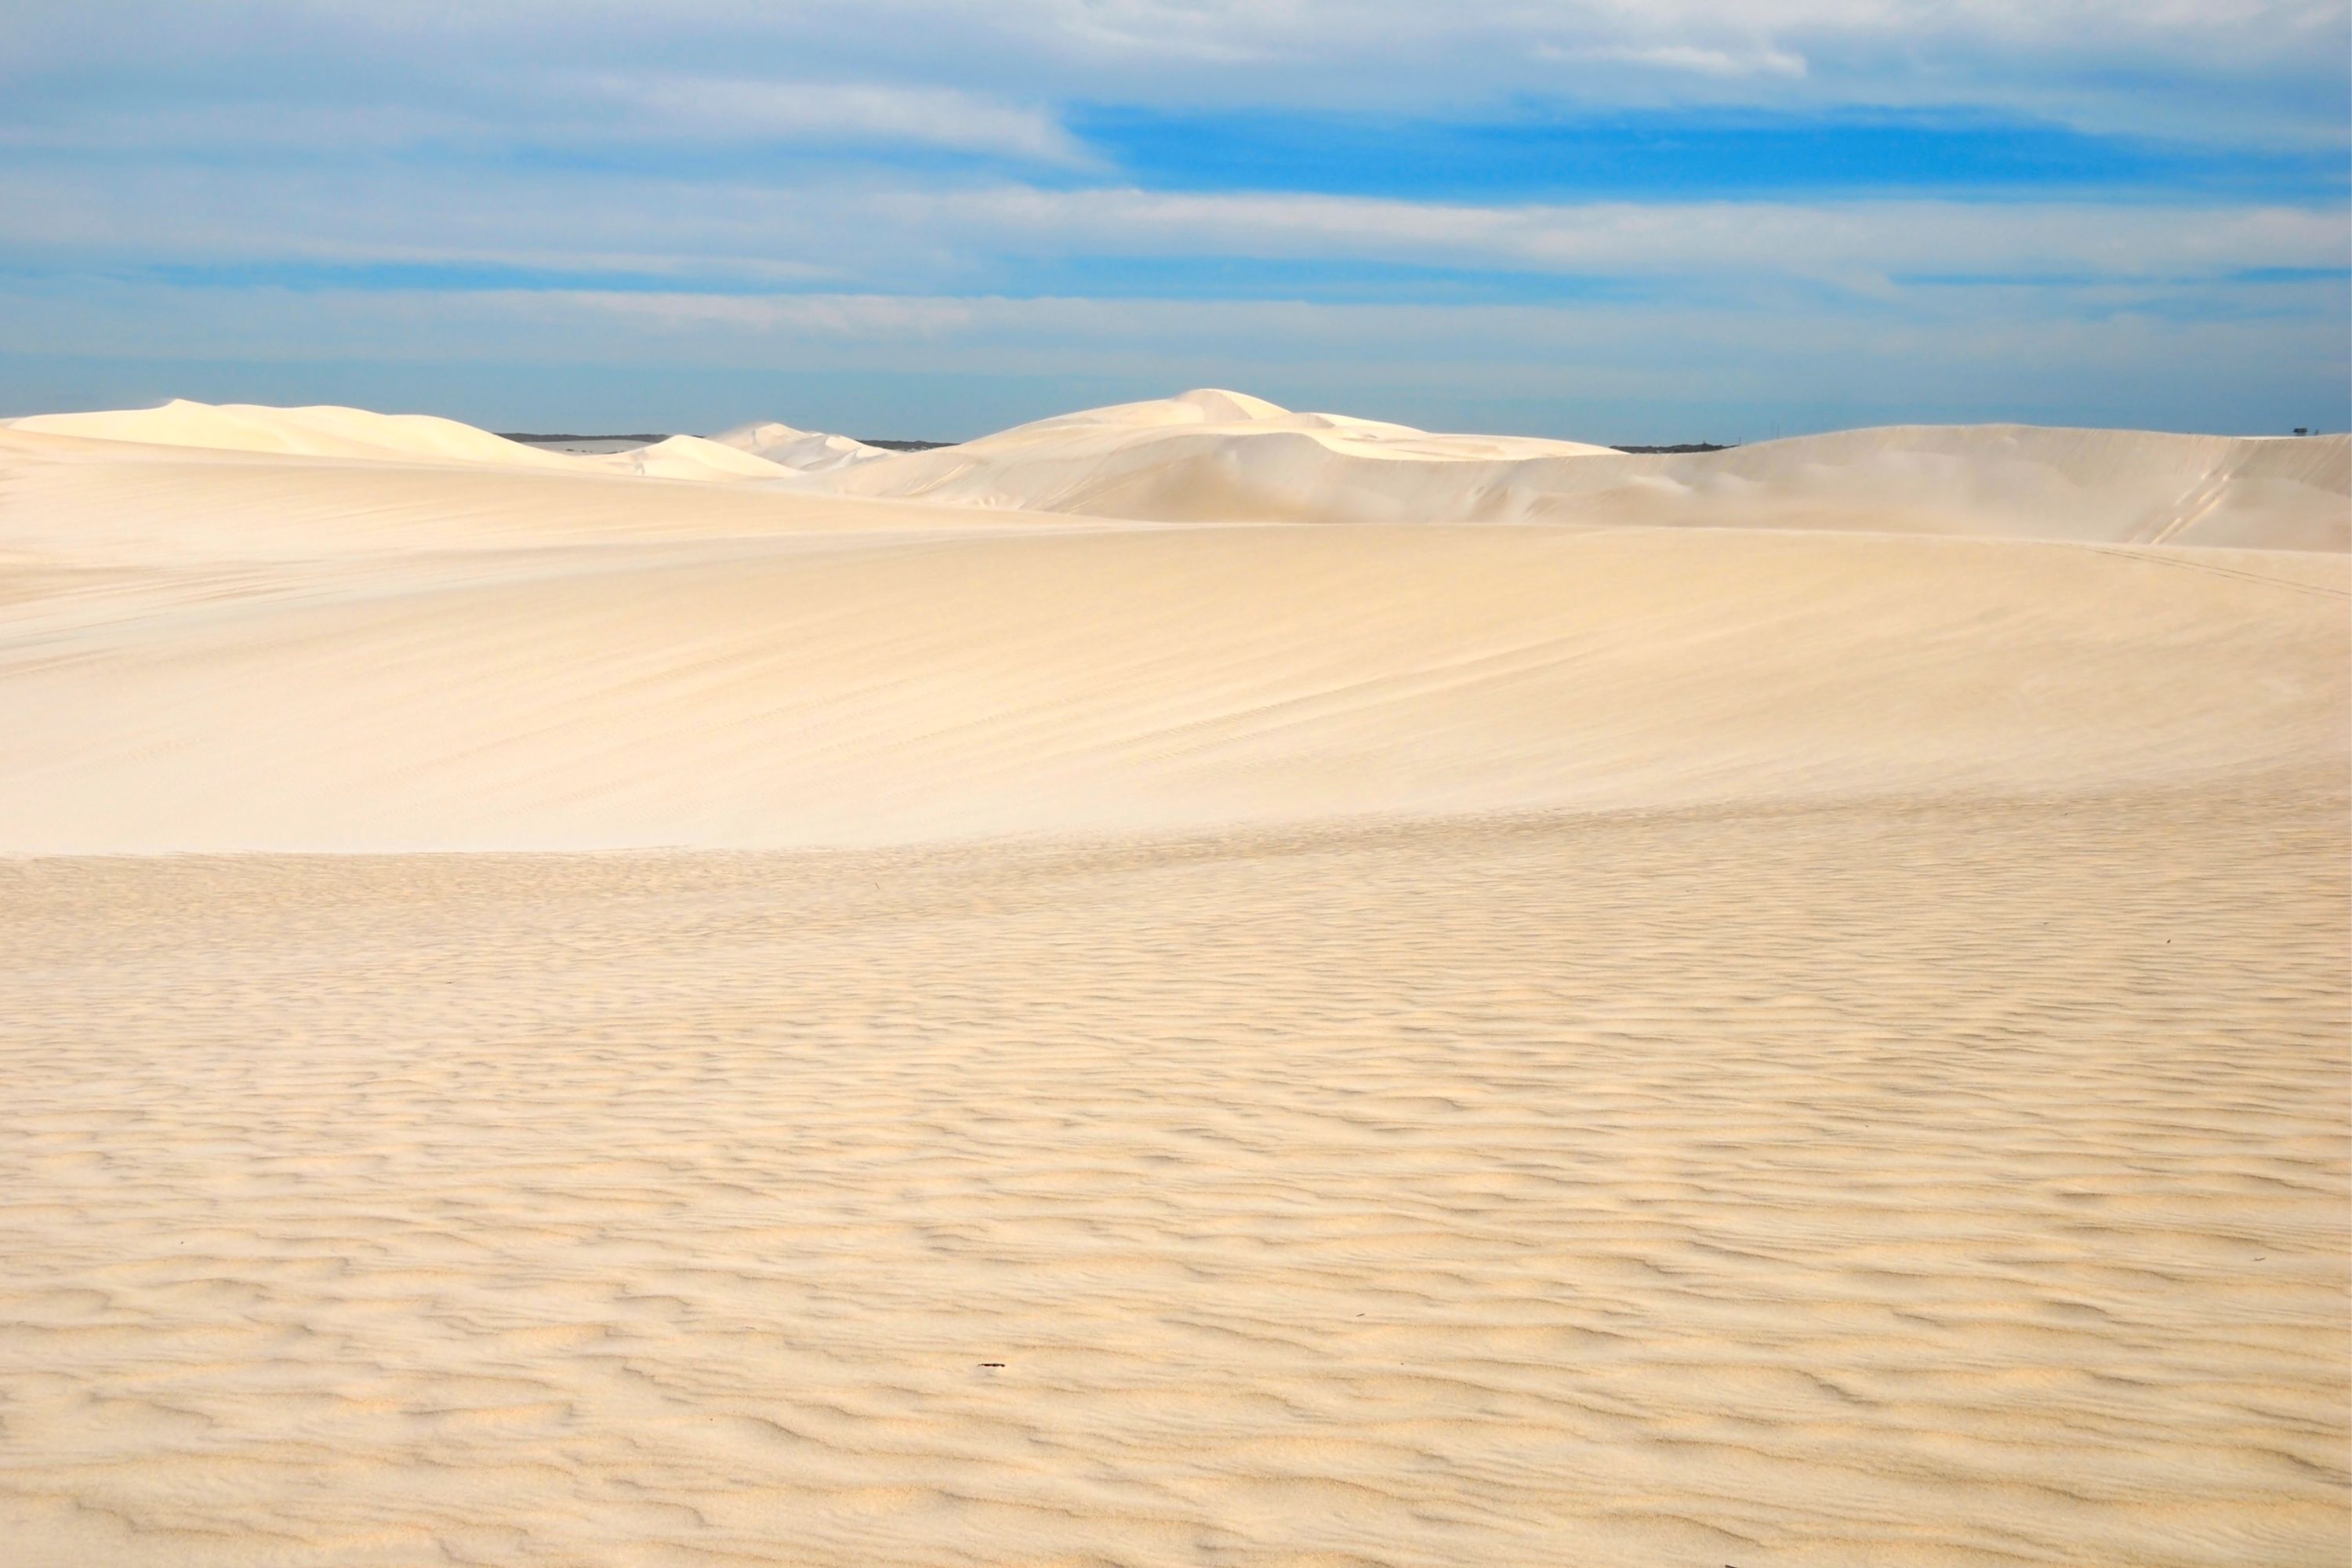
[5,400,793,483]
[0,417,2343,851]
[7,397,579,470]
[806,390,2350,547]
[710,419,891,474]
[16,392,2346,549]
[0,392,2345,1564]
[589,433,797,483]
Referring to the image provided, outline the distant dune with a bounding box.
[709,418,895,473]
[795,389,2350,548]
[0,391,2342,852]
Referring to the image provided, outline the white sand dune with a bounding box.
[805,389,2351,547]
[591,432,797,482]
[7,397,579,470]
[17,392,2346,548]
[0,391,2344,1565]
[0,417,2343,852]
[5,400,790,484]
[710,418,891,474]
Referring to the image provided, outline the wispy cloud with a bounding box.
[1536,42,1810,79]
[0,68,1084,167]
[858,187,2352,292]
[560,76,1086,162]
[564,291,983,336]
[2,152,2338,294]
[5,2,2343,140]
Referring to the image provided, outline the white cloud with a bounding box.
[1540,42,1811,78]
[564,291,981,336]
[906,187,2350,287]
[0,0,2343,145]
[0,157,2337,294]
[559,75,1087,162]
[0,67,1083,165]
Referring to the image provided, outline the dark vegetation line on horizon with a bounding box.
[499,434,956,451]
[500,434,1737,454]
[498,432,670,443]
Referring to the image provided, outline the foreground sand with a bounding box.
[2,769,2346,1566]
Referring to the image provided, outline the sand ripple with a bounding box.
[2,772,2343,1565]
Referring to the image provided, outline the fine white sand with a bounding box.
[710,419,891,473]
[804,389,2351,548]
[0,394,2345,1566]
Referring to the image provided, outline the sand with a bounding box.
[0,394,2346,1565]
[710,419,891,474]
[805,390,2352,549]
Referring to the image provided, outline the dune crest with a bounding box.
[811,388,1629,520]
[5,397,577,470]
[709,419,890,474]
[13,394,2343,548]
[593,434,795,482]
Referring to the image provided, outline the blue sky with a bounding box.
[1,1,2345,440]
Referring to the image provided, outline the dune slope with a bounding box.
[0,424,2343,851]
[710,419,891,474]
[17,394,2345,548]
[6,397,579,470]
[593,434,797,482]
[815,393,2350,547]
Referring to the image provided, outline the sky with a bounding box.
[1,1,2346,441]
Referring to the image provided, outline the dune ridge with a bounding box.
[710,419,891,474]
[593,433,798,482]
[6,397,579,470]
[800,390,2350,547]
[14,391,2343,548]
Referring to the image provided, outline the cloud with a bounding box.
[564,291,981,336]
[1,151,2338,298]
[0,64,1083,166]
[898,187,2351,289]
[528,75,1088,162]
[2,1,2343,143]
[1541,42,1812,79]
